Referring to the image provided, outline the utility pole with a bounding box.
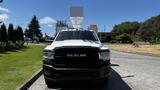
[104,25,106,32]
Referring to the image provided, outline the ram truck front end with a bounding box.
[43,30,111,88]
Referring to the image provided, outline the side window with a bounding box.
[92,31,99,41]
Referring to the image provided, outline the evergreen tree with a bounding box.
[28,15,42,39]
[8,24,15,42]
[15,26,24,41]
[0,0,3,3]
[0,24,7,42]
[0,28,1,41]
[24,29,32,38]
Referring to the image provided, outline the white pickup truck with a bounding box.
[43,30,111,88]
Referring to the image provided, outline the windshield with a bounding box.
[55,31,99,41]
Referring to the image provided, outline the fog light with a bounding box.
[44,70,52,76]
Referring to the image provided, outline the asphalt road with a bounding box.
[29,50,160,90]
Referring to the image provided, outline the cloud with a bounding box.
[0,14,9,21]
[48,24,53,27]
[39,17,56,28]
[0,7,10,13]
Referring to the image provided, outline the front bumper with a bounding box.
[43,64,111,84]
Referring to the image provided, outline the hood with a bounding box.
[45,40,102,50]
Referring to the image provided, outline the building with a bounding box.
[88,24,98,32]
[98,32,117,42]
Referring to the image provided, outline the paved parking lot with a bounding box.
[29,50,160,90]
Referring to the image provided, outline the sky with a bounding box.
[0,0,160,36]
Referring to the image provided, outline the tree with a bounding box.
[24,29,31,38]
[116,33,133,43]
[0,24,7,42]
[28,15,42,39]
[112,21,140,35]
[111,25,118,33]
[111,14,160,43]
[8,24,15,42]
[0,28,1,41]
[15,26,24,41]
[138,15,160,43]
[112,21,140,43]
[0,0,3,3]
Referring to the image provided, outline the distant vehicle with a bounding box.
[43,30,111,88]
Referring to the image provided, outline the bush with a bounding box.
[6,41,16,50]
[0,42,6,52]
[15,41,24,49]
[116,34,133,43]
[1,41,24,51]
[110,40,117,43]
[130,35,140,41]
[149,40,160,45]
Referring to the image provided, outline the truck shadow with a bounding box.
[111,63,120,67]
[50,68,131,90]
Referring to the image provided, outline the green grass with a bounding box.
[0,45,45,90]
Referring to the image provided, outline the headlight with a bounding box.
[43,50,54,60]
[98,50,110,61]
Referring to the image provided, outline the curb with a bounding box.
[16,69,43,90]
